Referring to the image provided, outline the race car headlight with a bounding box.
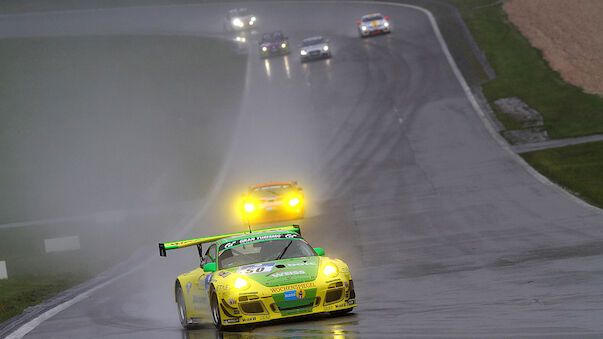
[384,21,390,27]
[243,202,255,213]
[262,46,268,52]
[251,16,257,22]
[288,197,300,207]
[323,263,338,277]
[323,45,329,51]
[281,42,287,49]
[232,18,244,27]
[300,50,307,56]
[234,277,250,289]
[361,25,367,31]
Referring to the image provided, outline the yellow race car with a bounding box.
[239,181,305,224]
[158,225,356,329]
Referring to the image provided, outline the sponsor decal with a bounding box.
[269,270,305,278]
[228,298,236,305]
[218,271,231,278]
[192,295,205,304]
[224,318,240,324]
[348,299,355,306]
[298,290,306,299]
[284,290,297,301]
[242,317,256,322]
[186,281,192,293]
[270,282,315,293]
[237,263,275,275]
[215,284,229,291]
[219,233,300,251]
[204,273,213,292]
[287,262,316,267]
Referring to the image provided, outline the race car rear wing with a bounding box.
[158,224,301,257]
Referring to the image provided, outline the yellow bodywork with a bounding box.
[175,256,356,327]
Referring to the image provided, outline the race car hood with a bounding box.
[360,19,387,27]
[235,256,319,287]
[302,43,328,52]
[260,40,286,48]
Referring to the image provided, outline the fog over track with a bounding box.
[3,2,603,338]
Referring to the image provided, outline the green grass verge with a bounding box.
[0,274,88,323]
[460,4,603,139]
[521,141,603,209]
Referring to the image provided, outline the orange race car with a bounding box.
[239,181,304,224]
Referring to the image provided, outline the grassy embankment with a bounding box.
[434,0,603,209]
[521,141,603,209]
[0,36,246,323]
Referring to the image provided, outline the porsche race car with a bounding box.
[357,13,391,37]
[259,31,290,58]
[158,225,356,329]
[300,36,331,62]
[239,181,304,224]
[224,8,257,31]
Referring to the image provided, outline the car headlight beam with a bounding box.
[323,45,329,51]
[281,42,287,49]
[384,22,390,27]
[361,25,367,31]
[300,50,307,56]
[262,46,268,52]
[323,263,338,277]
[232,18,244,27]
[243,202,255,213]
[234,277,249,289]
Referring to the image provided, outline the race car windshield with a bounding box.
[218,238,316,270]
[302,38,325,46]
[251,184,292,196]
[263,33,284,42]
[362,15,383,22]
[231,8,250,17]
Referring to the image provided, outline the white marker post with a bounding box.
[0,260,7,279]
[44,236,81,253]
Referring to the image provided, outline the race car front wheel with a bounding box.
[210,291,224,330]
[176,283,191,329]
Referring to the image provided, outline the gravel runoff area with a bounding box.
[504,0,603,96]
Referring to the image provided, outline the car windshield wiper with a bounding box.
[274,240,293,261]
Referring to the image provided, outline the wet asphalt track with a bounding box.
[3,2,603,338]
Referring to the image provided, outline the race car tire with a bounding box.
[210,290,224,331]
[176,283,191,329]
[329,308,353,316]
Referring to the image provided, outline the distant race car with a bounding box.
[300,36,331,62]
[259,31,290,58]
[159,225,356,330]
[357,13,391,37]
[224,8,257,31]
[240,181,304,224]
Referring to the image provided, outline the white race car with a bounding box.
[357,13,390,37]
[300,36,331,62]
[224,8,257,32]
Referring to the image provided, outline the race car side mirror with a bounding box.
[203,263,217,272]
[314,248,325,256]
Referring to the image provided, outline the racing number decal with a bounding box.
[237,263,275,275]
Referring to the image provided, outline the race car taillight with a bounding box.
[385,16,389,20]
